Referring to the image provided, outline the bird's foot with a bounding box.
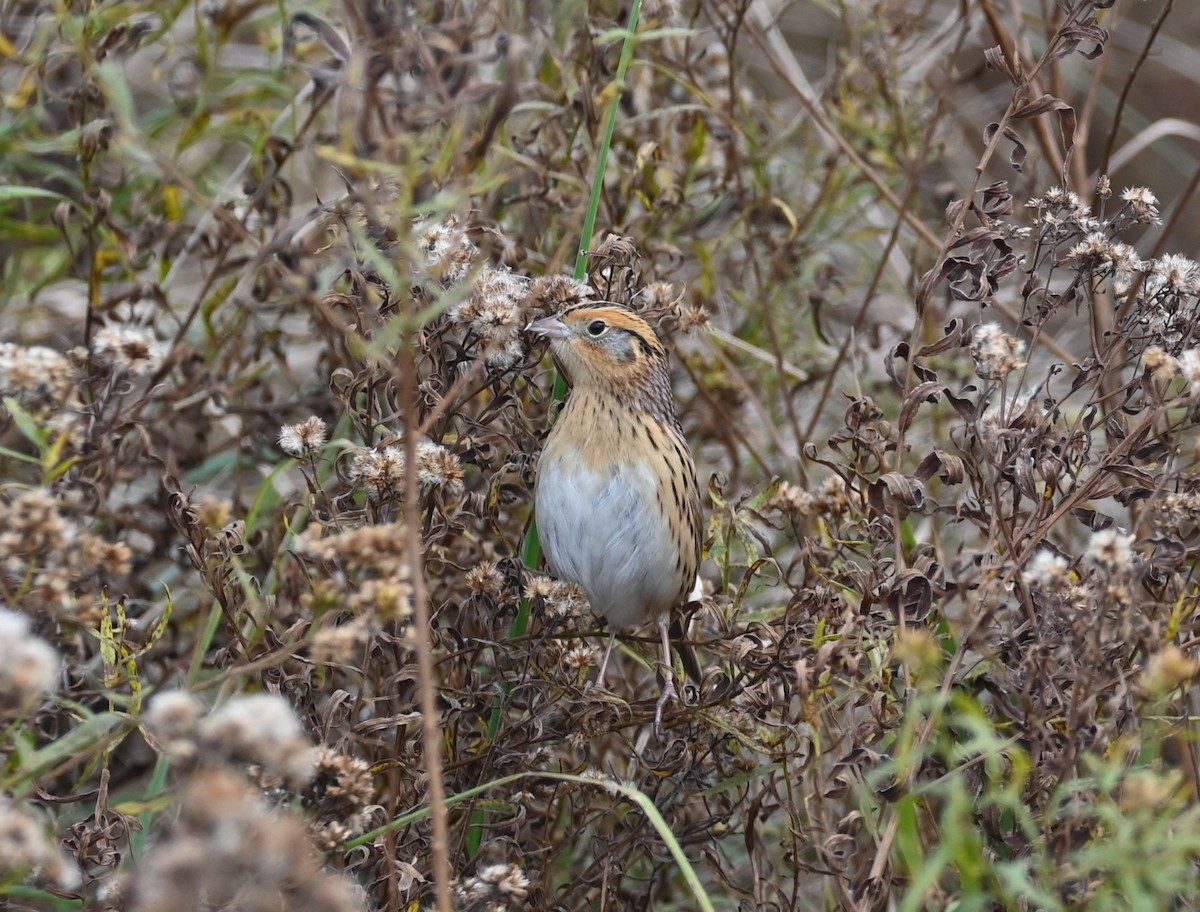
[582,676,628,709]
[583,677,611,695]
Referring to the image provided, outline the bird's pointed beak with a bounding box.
[525,314,570,340]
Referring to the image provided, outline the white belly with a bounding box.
[535,457,681,628]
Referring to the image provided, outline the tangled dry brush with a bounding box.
[4,0,1200,910]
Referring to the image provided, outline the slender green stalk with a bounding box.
[572,0,645,283]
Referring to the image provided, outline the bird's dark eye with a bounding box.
[586,320,607,337]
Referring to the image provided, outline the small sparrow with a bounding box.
[528,303,702,733]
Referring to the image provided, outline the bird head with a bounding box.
[525,304,668,394]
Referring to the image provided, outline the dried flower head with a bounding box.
[1120,186,1160,224]
[0,796,79,889]
[524,574,557,600]
[1028,187,1090,230]
[0,487,133,622]
[131,769,359,912]
[303,747,376,849]
[92,325,165,375]
[1143,346,1180,382]
[310,615,371,665]
[1142,645,1199,694]
[485,337,525,371]
[526,577,584,619]
[416,441,464,494]
[348,442,463,500]
[144,690,203,761]
[562,643,599,672]
[970,323,1026,380]
[198,693,316,787]
[527,274,593,315]
[465,560,506,598]
[1023,550,1071,589]
[419,216,478,283]
[0,343,79,407]
[0,489,75,558]
[297,522,408,570]
[349,445,407,500]
[81,535,133,576]
[1179,349,1200,389]
[1120,769,1180,812]
[891,628,941,677]
[677,302,711,332]
[1038,187,1085,212]
[347,575,413,623]
[1146,254,1200,297]
[1156,491,1200,526]
[771,480,816,517]
[641,0,679,25]
[1064,233,1141,285]
[1085,528,1136,574]
[453,266,525,337]
[637,280,681,310]
[807,476,852,515]
[279,417,328,456]
[0,607,60,714]
[455,862,531,909]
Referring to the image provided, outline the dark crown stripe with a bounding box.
[559,302,667,357]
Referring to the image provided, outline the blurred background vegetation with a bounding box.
[4,0,1200,909]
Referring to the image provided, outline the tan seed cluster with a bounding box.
[526,274,593,315]
[130,769,360,912]
[451,264,528,370]
[0,488,131,623]
[297,522,408,569]
[91,325,165,375]
[465,559,507,599]
[348,441,464,501]
[1142,646,1199,695]
[455,862,531,911]
[295,523,415,650]
[0,608,60,715]
[971,323,1027,380]
[0,342,80,411]
[0,796,78,889]
[523,575,585,620]
[1120,186,1160,224]
[310,615,371,665]
[279,416,328,456]
[771,476,852,518]
[419,215,478,284]
[144,691,317,787]
[303,747,376,849]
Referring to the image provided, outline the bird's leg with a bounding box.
[590,629,619,691]
[654,612,678,737]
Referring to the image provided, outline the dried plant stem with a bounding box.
[400,319,452,912]
[1098,0,1177,178]
[749,1,1075,382]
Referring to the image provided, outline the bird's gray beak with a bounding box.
[525,314,570,340]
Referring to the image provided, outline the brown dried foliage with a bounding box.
[5,1,1200,910]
